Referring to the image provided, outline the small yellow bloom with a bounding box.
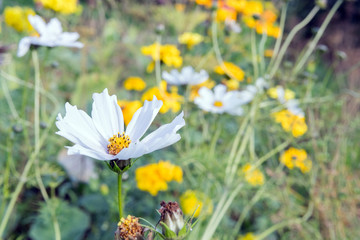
[100,184,109,195]
[180,190,213,218]
[141,43,183,72]
[178,32,204,49]
[4,6,35,33]
[222,78,240,90]
[226,0,247,12]
[280,147,312,173]
[273,110,307,137]
[36,0,81,15]
[241,164,265,186]
[142,81,183,114]
[264,49,274,58]
[214,62,245,81]
[135,160,183,196]
[195,0,212,8]
[175,3,186,12]
[123,76,146,91]
[242,1,264,16]
[216,7,237,22]
[238,232,258,240]
[117,100,142,126]
[267,86,295,101]
[189,79,216,101]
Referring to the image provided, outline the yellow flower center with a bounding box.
[213,101,223,107]
[107,132,131,155]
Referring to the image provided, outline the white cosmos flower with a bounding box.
[17,15,83,57]
[56,89,185,161]
[162,66,209,86]
[194,84,245,115]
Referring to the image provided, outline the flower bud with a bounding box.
[107,159,132,174]
[159,201,185,239]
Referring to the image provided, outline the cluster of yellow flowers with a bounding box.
[280,147,312,173]
[123,76,146,91]
[267,87,295,101]
[178,32,204,49]
[141,43,183,72]
[35,0,81,15]
[214,61,245,88]
[273,110,307,138]
[135,160,183,196]
[238,232,258,240]
[4,6,35,33]
[241,163,265,186]
[179,190,213,218]
[142,81,184,114]
[194,0,280,38]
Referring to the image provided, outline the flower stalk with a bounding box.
[118,173,123,220]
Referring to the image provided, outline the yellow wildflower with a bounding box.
[36,0,80,15]
[226,0,247,12]
[180,190,213,218]
[123,76,146,91]
[280,147,312,173]
[135,160,183,196]
[178,32,204,49]
[116,215,143,240]
[117,100,142,126]
[189,79,216,101]
[222,78,240,90]
[141,81,183,114]
[4,6,35,33]
[273,110,307,137]
[141,43,182,72]
[175,3,186,12]
[264,49,274,58]
[195,0,212,8]
[216,7,237,22]
[238,232,258,240]
[214,62,245,81]
[267,86,295,101]
[241,164,265,186]
[242,1,264,16]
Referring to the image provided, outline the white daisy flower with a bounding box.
[194,84,245,115]
[56,89,185,161]
[162,66,209,86]
[17,15,83,57]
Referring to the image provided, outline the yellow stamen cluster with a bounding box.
[107,132,131,155]
[117,215,143,240]
[214,101,223,107]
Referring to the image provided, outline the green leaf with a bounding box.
[29,199,90,240]
[160,222,177,239]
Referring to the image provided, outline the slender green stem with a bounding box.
[118,173,123,220]
[292,0,343,76]
[251,29,259,79]
[269,6,320,79]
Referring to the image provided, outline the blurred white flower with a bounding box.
[236,78,269,105]
[162,66,209,86]
[194,84,245,115]
[285,99,304,117]
[17,15,83,57]
[56,89,185,161]
[225,19,242,33]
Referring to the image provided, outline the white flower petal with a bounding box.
[17,37,32,57]
[214,84,227,99]
[126,96,163,142]
[28,15,46,35]
[46,18,63,36]
[91,88,124,140]
[140,111,185,152]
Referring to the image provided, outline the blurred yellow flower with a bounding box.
[214,62,245,81]
[216,7,237,22]
[273,110,307,137]
[175,3,186,12]
[242,1,264,16]
[178,32,204,49]
[4,6,35,33]
[264,49,274,58]
[241,164,265,186]
[267,86,295,101]
[123,76,146,91]
[135,160,183,196]
[190,79,216,101]
[280,147,312,173]
[222,78,240,90]
[142,81,183,114]
[36,0,81,15]
[226,0,247,12]
[100,184,109,195]
[141,43,183,72]
[238,232,258,240]
[117,100,142,126]
[195,0,212,8]
[180,190,213,218]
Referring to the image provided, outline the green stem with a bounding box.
[292,0,343,76]
[251,29,259,79]
[268,6,320,79]
[118,173,123,220]
[155,35,162,88]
